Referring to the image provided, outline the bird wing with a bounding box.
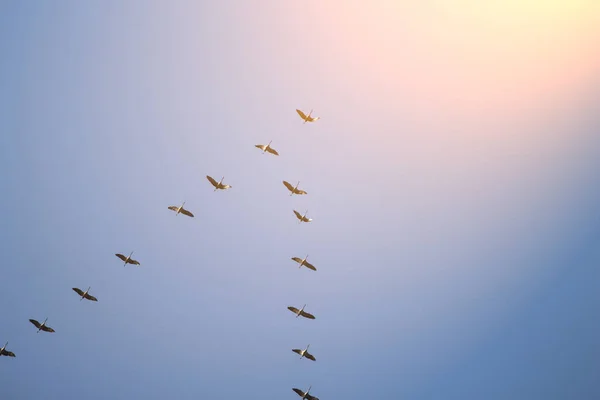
[306,394,319,400]
[295,189,307,195]
[292,388,305,397]
[266,147,279,155]
[2,350,15,357]
[29,319,41,329]
[180,208,194,217]
[41,326,55,333]
[292,349,302,355]
[115,253,127,262]
[72,288,85,296]
[304,261,317,271]
[296,109,307,120]
[291,257,303,264]
[167,206,178,212]
[85,294,98,302]
[283,181,295,192]
[308,116,320,122]
[293,210,302,219]
[288,306,299,314]
[206,175,219,188]
[301,311,316,319]
[305,351,316,361]
[129,259,140,265]
[255,144,266,150]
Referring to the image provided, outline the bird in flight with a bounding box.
[293,210,312,224]
[288,304,316,320]
[206,175,232,191]
[29,318,55,333]
[72,287,98,302]
[292,386,319,400]
[291,255,317,271]
[283,181,307,196]
[296,109,320,124]
[168,201,194,217]
[292,344,316,361]
[0,342,15,358]
[255,140,279,156]
[115,252,141,267]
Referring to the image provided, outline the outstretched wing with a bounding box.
[72,288,85,297]
[266,147,279,156]
[115,253,127,262]
[292,349,303,355]
[29,319,41,329]
[295,189,307,195]
[1,350,15,357]
[306,394,319,400]
[180,208,194,218]
[128,258,141,265]
[287,306,299,314]
[168,206,178,212]
[296,109,307,120]
[85,294,98,302]
[301,311,316,319]
[291,257,303,264]
[206,175,219,188]
[293,210,302,219]
[255,144,266,151]
[304,261,317,271]
[304,351,316,361]
[292,388,305,397]
[308,116,320,122]
[283,181,295,192]
[41,326,55,333]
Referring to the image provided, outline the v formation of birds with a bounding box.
[4,108,322,400]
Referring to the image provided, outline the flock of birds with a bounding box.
[3,108,322,400]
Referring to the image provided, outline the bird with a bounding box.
[296,109,320,124]
[72,287,98,302]
[168,201,194,217]
[291,255,317,271]
[29,318,55,333]
[287,304,315,320]
[283,181,307,196]
[293,210,312,224]
[0,342,15,358]
[255,140,279,156]
[115,252,141,267]
[206,175,232,191]
[292,344,316,361]
[292,386,319,400]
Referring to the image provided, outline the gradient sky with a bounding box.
[1,1,600,399]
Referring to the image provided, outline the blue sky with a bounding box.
[1,1,599,399]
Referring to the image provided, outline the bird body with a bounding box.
[283,181,307,196]
[255,140,279,156]
[115,252,140,267]
[291,255,316,271]
[72,287,98,302]
[287,304,315,320]
[0,342,15,357]
[168,201,194,217]
[296,109,320,124]
[29,318,55,333]
[293,210,312,223]
[292,344,316,361]
[206,175,232,191]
